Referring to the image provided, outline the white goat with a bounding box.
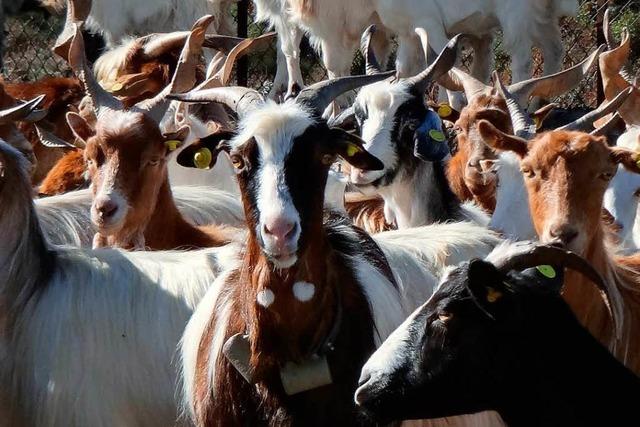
[0,139,241,426]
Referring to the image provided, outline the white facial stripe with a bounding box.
[256,162,301,233]
[292,281,315,302]
[256,288,275,308]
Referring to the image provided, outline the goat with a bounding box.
[0,135,242,426]
[170,70,501,425]
[477,75,640,373]
[60,16,243,251]
[374,0,577,88]
[355,242,639,426]
[444,46,602,213]
[46,0,234,49]
[346,28,488,228]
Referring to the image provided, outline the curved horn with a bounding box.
[404,34,462,95]
[361,25,382,75]
[68,24,123,116]
[295,71,395,117]
[560,87,632,132]
[508,45,604,106]
[53,0,92,60]
[0,95,46,125]
[603,8,634,84]
[447,67,490,99]
[494,244,618,337]
[493,71,536,140]
[35,125,84,149]
[136,15,214,123]
[591,112,625,141]
[140,31,246,59]
[168,87,264,118]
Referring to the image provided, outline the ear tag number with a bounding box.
[165,140,180,151]
[429,129,446,143]
[280,355,332,395]
[536,265,556,279]
[487,287,502,303]
[346,143,361,157]
[437,103,452,118]
[194,147,213,169]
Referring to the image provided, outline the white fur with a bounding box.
[292,281,315,302]
[35,186,245,248]
[604,126,640,253]
[489,152,537,241]
[257,288,276,307]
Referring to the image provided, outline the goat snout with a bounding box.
[350,168,383,186]
[549,224,579,246]
[260,216,301,268]
[91,192,127,230]
[263,218,296,242]
[95,197,118,219]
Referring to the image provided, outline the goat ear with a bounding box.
[328,128,384,171]
[467,259,507,316]
[413,110,450,162]
[66,112,94,144]
[477,119,529,157]
[176,130,235,169]
[610,146,640,174]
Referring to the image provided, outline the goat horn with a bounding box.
[168,87,264,118]
[136,15,214,123]
[508,45,604,106]
[295,71,395,117]
[591,112,625,141]
[561,87,632,132]
[53,0,92,60]
[603,8,635,84]
[35,125,84,149]
[0,95,46,124]
[447,67,490,99]
[494,243,618,338]
[140,31,246,59]
[68,24,123,116]
[361,25,382,75]
[404,34,462,95]
[493,71,536,139]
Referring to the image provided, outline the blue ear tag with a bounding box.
[414,109,450,162]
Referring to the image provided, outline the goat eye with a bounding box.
[521,167,535,178]
[634,189,640,198]
[600,172,614,182]
[148,159,161,167]
[230,154,245,170]
[438,312,452,323]
[321,154,335,166]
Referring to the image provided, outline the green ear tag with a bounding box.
[635,157,640,170]
[429,129,446,143]
[536,265,556,279]
[437,103,452,118]
[165,140,180,151]
[194,147,213,169]
[346,144,361,157]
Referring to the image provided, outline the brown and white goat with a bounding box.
[173,73,502,425]
[478,79,640,373]
[445,46,603,212]
[62,17,241,250]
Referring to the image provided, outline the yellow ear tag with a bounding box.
[429,129,446,143]
[486,287,502,303]
[346,143,361,157]
[194,147,213,169]
[437,103,452,118]
[165,140,180,152]
[533,115,542,130]
[110,82,124,93]
[536,265,556,279]
[635,157,640,170]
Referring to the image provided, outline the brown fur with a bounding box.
[38,149,86,196]
[344,193,392,233]
[483,126,640,373]
[446,93,512,213]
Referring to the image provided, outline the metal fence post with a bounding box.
[237,0,249,87]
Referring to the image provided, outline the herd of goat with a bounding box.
[1,0,640,426]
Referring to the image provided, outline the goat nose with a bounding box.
[96,198,118,219]
[263,219,296,241]
[354,372,374,406]
[549,225,578,245]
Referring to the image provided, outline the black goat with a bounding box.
[355,243,640,426]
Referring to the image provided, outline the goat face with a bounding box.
[350,82,448,191]
[180,101,383,269]
[479,123,640,254]
[72,110,174,235]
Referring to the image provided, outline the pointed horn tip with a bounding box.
[365,24,377,36]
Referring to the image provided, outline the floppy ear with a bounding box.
[176,130,235,169]
[610,146,640,174]
[327,128,384,171]
[466,259,508,317]
[477,119,529,157]
[413,109,450,162]
[66,112,95,145]
[162,125,190,154]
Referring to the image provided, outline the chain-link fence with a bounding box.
[2,0,639,108]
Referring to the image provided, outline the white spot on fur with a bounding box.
[293,281,315,302]
[256,288,275,308]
